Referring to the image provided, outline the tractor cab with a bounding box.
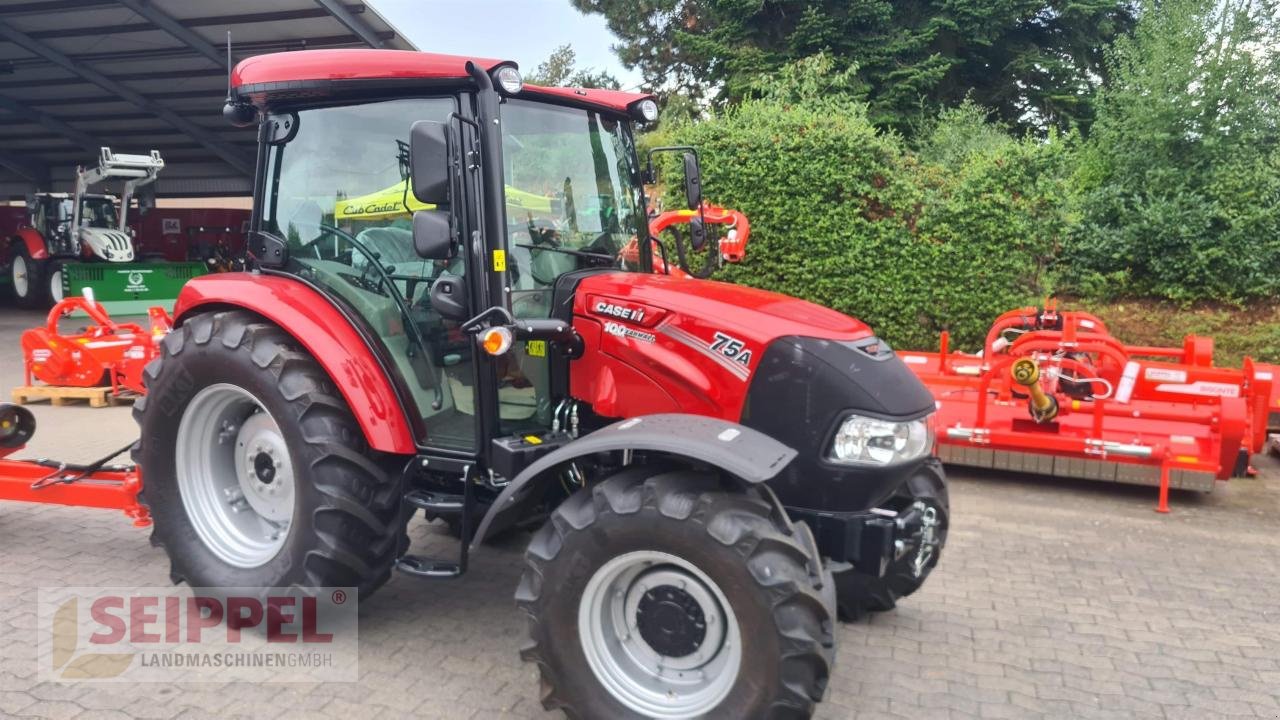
[27,193,119,255]
[236,51,663,455]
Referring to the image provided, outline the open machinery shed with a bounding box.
[0,0,415,198]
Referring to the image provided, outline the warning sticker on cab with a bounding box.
[493,249,506,272]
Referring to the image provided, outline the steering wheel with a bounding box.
[295,222,393,295]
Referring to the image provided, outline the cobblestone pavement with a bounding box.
[2,307,1279,719]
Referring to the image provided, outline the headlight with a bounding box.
[829,413,933,466]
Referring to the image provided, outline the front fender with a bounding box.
[470,413,796,548]
[174,273,417,454]
[12,229,48,260]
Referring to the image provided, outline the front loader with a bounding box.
[1,49,952,718]
[4,148,207,311]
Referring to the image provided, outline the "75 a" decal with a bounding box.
[710,332,752,366]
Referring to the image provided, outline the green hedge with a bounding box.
[661,70,1069,351]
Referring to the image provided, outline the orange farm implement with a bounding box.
[902,303,1280,511]
[21,295,172,396]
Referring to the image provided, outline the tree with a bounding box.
[526,44,622,89]
[571,0,1135,136]
[1062,0,1280,301]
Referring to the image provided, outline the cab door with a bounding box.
[258,95,483,453]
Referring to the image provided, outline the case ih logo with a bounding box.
[38,587,358,682]
[593,300,646,324]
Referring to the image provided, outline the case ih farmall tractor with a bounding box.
[129,49,950,717]
[4,147,163,308]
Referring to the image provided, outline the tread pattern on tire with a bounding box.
[132,310,406,598]
[517,466,835,719]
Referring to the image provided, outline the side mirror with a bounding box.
[682,152,702,210]
[413,209,454,259]
[410,120,453,205]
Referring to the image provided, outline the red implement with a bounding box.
[21,296,172,396]
[901,302,1280,510]
[620,203,751,278]
[0,403,149,526]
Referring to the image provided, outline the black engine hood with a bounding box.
[740,335,936,511]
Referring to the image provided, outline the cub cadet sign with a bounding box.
[335,180,555,221]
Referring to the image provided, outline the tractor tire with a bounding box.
[9,242,48,309]
[518,466,835,719]
[46,262,64,305]
[133,310,406,598]
[833,459,949,622]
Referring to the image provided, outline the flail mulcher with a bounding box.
[11,48,950,718]
[903,302,1279,511]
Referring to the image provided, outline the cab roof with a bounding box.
[231,49,654,115]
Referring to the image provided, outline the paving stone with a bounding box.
[2,307,1279,718]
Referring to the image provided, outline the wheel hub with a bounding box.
[635,583,707,658]
[12,255,28,297]
[175,384,294,568]
[578,552,741,718]
[232,411,294,523]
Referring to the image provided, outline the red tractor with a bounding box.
[124,49,949,717]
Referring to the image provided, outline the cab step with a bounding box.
[404,489,465,515]
[395,556,462,579]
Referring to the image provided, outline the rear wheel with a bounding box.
[134,310,405,596]
[518,466,835,718]
[833,460,949,621]
[10,243,47,309]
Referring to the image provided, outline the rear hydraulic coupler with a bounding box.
[1011,358,1059,423]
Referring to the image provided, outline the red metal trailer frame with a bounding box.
[0,404,149,526]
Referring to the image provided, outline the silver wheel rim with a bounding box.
[175,383,294,568]
[49,268,62,303]
[12,254,28,298]
[578,550,742,718]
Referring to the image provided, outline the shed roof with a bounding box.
[0,0,415,198]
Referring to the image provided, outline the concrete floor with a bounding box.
[2,305,1279,719]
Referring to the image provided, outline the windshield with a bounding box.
[60,197,116,228]
[500,99,644,300]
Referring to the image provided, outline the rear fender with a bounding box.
[470,413,796,548]
[11,229,49,260]
[174,273,417,454]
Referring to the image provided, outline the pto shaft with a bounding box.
[1010,358,1059,423]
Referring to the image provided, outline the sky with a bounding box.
[367,0,644,90]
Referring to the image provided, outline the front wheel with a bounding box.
[133,310,406,597]
[834,459,949,621]
[518,466,835,718]
[47,262,64,305]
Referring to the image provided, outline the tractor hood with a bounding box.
[569,272,901,422]
[79,227,134,262]
[576,272,871,344]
